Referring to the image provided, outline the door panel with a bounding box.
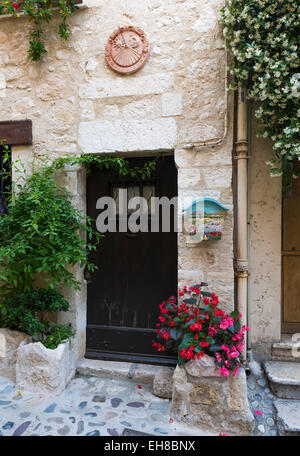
[283,256,300,323]
[282,175,300,332]
[86,156,178,364]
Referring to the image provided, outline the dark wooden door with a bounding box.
[282,176,300,333]
[86,156,177,364]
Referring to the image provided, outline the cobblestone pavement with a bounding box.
[0,371,278,436]
[0,375,212,437]
[247,371,278,436]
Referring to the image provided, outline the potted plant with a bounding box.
[153,283,249,375]
[0,159,100,393]
[153,283,254,435]
[1,287,75,394]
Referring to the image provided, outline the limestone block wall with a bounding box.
[0,0,227,156]
[1,0,235,358]
[249,113,282,359]
[176,139,234,313]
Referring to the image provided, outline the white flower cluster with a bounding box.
[220,0,300,188]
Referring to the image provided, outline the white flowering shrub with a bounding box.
[220,0,300,191]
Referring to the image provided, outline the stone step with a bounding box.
[76,358,174,387]
[274,399,300,436]
[264,361,300,399]
[272,334,300,362]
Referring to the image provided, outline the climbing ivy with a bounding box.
[0,144,159,346]
[0,145,159,297]
[220,0,300,193]
[0,0,78,61]
[48,153,160,180]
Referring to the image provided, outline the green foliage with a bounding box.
[28,38,47,62]
[42,323,74,349]
[0,1,78,61]
[3,287,69,313]
[3,304,46,336]
[153,284,249,376]
[49,153,160,180]
[0,164,101,295]
[0,143,158,348]
[0,287,74,350]
[220,0,300,193]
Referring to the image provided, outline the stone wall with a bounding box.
[176,138,234,314]
[1,0,235,359]
[171,356,254,435]
[0,0,228,158]
[249,112,282,359]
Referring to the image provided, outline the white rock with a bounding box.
[79,118,178,153]
[204,167,232,189]
[56,50,69,60]
[171,361,254,435]
[162,92,182,117]
[85,58,99,73]
[122,99,157,119]
[16,340,75,395]
[13,97,35,114]
[152,46,161,56]
[153,367,175,398]
[0,73,6,90]
[185,355,220,377]
[0,329,31,382]
[79,73,174,99]
[192,3,217,33]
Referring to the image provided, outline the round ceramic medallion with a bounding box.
[105,26,150,75]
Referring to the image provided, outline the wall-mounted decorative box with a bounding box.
[183,198,229,243]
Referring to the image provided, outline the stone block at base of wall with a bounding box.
[0,328,31,382]
[153,367,174,399]
[16,339,76,395]
[170,356,254,436]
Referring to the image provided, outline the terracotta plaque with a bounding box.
[105,26,150,75]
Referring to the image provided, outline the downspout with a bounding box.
[235,82,249,362]
[247,100,252,357]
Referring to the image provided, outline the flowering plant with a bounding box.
[153,284,250,377]
[220,0,300,193]
[0,0,79,61]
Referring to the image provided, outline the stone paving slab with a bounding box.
[274,399,300,436]
[264,361,300,399]
[0,367,287,437]
[77,358,174,385]
[0,375,211,437]
[264,361,300,385]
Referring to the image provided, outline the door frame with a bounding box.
[281,179,300,333]
[84,151,178,365]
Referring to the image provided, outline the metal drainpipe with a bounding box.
[235,82,250,362]
[247,100,252,356]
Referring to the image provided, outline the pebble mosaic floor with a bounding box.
[0,374,210,437]
[0,371,277,436]
[247,372,278,436]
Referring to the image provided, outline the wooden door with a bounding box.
[86,156,178,364]
[282,176,300,332]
